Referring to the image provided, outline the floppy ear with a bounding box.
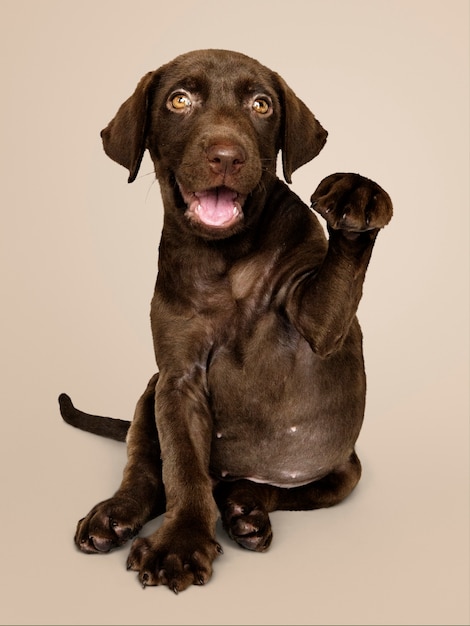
[275,73,328,184]
[100,70,160,183]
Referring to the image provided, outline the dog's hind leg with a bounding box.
[73,374,166,554]
[214,480,275,552]
[274,450,362,511]
[214,451,361,551]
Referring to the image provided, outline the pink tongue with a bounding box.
[195,188,237,226]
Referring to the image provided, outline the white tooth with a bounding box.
[233,206,238,215]
[196,204,201,213]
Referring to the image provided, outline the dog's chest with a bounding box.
[228,251,280,305]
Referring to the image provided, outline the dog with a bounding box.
[59,49,392,593]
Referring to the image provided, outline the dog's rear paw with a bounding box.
[74,496,143,554]
[221,501,273,552]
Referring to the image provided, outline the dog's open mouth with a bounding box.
[180,185,245,229]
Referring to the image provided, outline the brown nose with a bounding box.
[207,144,246,176]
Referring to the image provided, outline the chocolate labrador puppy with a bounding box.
[59,49,392,592]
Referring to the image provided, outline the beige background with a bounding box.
[1,1,468,624]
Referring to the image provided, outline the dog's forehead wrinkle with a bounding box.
[161,54,274,103]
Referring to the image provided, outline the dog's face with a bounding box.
[148,51,283,238]
[101,50,328,239]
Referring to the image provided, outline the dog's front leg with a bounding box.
[287,173,392,357]
[126,363,222,593]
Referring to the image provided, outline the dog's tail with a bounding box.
[58,393,130,442]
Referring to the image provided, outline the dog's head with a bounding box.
[101,49,327,238]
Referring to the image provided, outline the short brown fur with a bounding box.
[59,49,392,592]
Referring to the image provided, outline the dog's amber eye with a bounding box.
[252,98,271,115]
[170,93,192,110]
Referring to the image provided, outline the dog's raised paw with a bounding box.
[311,172,393,234]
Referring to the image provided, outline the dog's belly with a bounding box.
[209,426,341,488]
[208,319,366,487]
